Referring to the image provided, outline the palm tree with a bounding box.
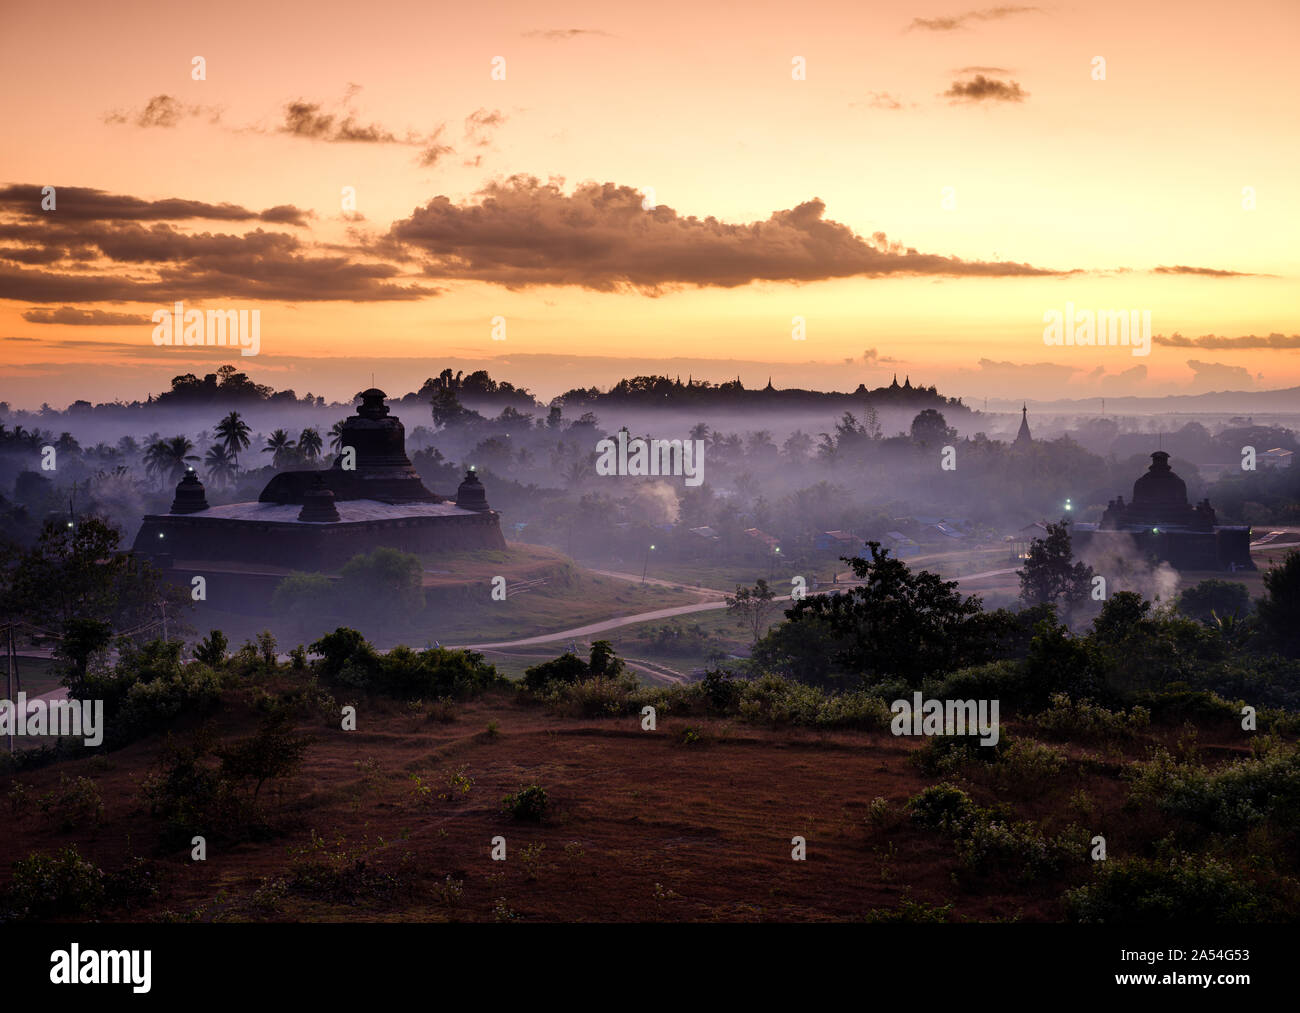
[329,420,347,455]
[215,411,251,468]
[144,436,198,487]
[263,429,297,469]
[204,444,237,489]
[298,427,323,462]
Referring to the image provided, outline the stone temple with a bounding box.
[1074,451,1252,571]
[133,389,506,604]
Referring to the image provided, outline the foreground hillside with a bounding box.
[4,664,1297,923]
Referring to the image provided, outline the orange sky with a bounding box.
[1,0,1298,406]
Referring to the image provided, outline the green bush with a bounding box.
[1127,745,1300,833]
[1064,855,1268,923]
[502,784,548,822]
[193,629,228,667]
[956,818,1058,881]
[309,628,501,699]
[1030,693,1150,742]
[906,783,978,836]
[37,774,104,832]
[3,846,105,920]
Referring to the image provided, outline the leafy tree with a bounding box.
[1018,520,1094,620]
[217,712,313,802]
[1176,579,1251,625]
[193,630,228,667]
[1257,550,1300,657]
[775,543,995,686]
[726,579,779,644]
[909,409,955,446]
[10,518,187,637]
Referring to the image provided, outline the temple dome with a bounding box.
[298,473,341,522]
[1132,451,1188,510]
[170,468,209,514]
[456,468,490,512]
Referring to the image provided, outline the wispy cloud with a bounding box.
[943,75,1029,102]
[522,28,613,40]
[104,94,221,128]
[1152,264,1255,277]
[1154,332,1300,349]
[22,306,152,325]
[909,6,1041,32]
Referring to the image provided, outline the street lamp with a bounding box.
[642,544,656,583]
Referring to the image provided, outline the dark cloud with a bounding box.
[22,306,151,325]
[955,65,1012,74]
[104,94,221,128]
[0,259,432,304]
[1152,264,1253,277]
[1154,332,1300,350]
[523,28,613,40]
[944,75,1028,102]
[909,6,1041,31]
[385,176,1064,292]
[280,101,399,143]
[464,108,507,146]
[0,185,431,303]
[0,185,310,226]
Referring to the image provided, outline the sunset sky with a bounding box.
[2,0,1297,407]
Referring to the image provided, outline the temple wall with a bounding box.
[1074,528,1253,572]
[133,510,506,571]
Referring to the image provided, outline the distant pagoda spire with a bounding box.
[903,375,912,391]
[890,373,900,389]
[1014,403,1033,446]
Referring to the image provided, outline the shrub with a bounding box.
[38,774,104,832]
[216,711,313,802]
[906,783,978,836]
[956,818,1058,881]
[546,674,641,718]
[193,630,228,667]
[310,629,501,699]
[140,733,245,846]
[1135,687,1241,725]
[912,732,1005,776]
[864,896,954,923]
[3,846,105,920]
[117,663,222,740]
[1030,693,1150,742]
[1064,855,1267,923]
[985,738,1069,797]
[1127,745,1300,833]
[502,784,548,822]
